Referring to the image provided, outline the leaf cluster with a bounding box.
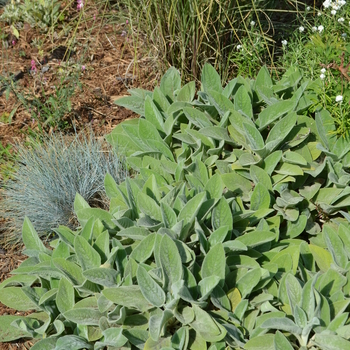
[2,65,350,349]
[0,0,64,29]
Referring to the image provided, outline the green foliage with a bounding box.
[3,65,350,348]
[282,1,350,136]
[118,0,276,81]
[0,0,64,29]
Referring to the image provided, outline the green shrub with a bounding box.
[0,132,127,248]
[0,0,64,29]
[2,66,350,348]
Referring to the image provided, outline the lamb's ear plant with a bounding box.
[3,65,350,349]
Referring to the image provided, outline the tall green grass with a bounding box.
[117,0,304,82]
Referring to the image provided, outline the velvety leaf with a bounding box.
[177,81,196,102]
[236,230,276,248]
[257,100,295,130]
[309,244,332,272]
[212,197,233,231]
[22,217,49,254]
[137,192,162,222]
[102,286,152,311]
[0,287,39,311]
[129,232,156,262]
[63,308,105,326]
[323,225,347,269]
[137,265,165,307]
[227,288,242,312]
[56,277,75,314]
[208,226,229,246]
[201,243,226,286]
[205,173,224,199]
[178,192,207,226]
[198,275,221,300]
[207,90,235,116]
[244,334,275,349]
[144,95,165,132]
[183,107,213,128]
[159,234,183,289]
[315,109,336,150]
[236,268,261,298]
[74,236,101,271]
[234,85,253,118]
[160,67,181,101]
[301,276,317,321]
[31,338,57,350]
[314,333,350,350]
[83,268,119,287]
[284,215,307,239]
[261,317,302,334]
[201,63,222,93]
[53,258,85,286]
[263,151,283,175]
[251,183,271,211]
[191,305,226,342]
[285,273,302,313]
[0,315,32,342]
[221,172,253,196]
[250,165,273,191]
[144,336,172,350]
[274,331,294,350]
[54,335,93,350]
[243,122,265,150]
[149,309,173,341]
[265,113,297,152]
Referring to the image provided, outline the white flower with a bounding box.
[250,20,256,26]
[318,12,322,16]
[338,17,345,23]
[312,26,318,32]
[318,25,324,33]
[320,73,326,80]
[299,26,305,32]
[306,6,311,10]
[336,95,343,102]
[321,68,326,73]
[342,33,347,39]
[282,40,288,46]
[236,44,242,51]
[331,9,337,15]
[323,0,332,8]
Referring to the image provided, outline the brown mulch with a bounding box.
[0,1,159,348]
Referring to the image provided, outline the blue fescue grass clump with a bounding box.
[0,131,127,247]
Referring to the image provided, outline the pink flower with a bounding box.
[31,59,37,73]
[81,65,86,71]
[11,40,16,46]
[126,20,129,24]
[77,0,83,10]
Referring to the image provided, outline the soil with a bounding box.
[0,2,157,348]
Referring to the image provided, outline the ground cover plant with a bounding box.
[2,1,350,350]
[2,65,350,349]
